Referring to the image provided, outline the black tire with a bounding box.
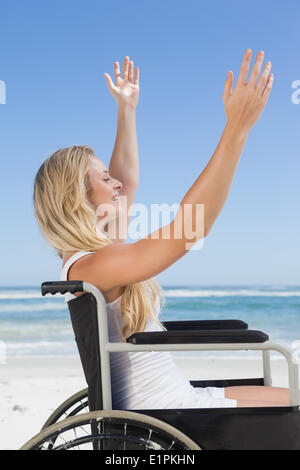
[20,410,201,450]
[41,388,89,430]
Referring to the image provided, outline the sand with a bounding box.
[0,354,294,450]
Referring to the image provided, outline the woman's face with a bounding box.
[87,155,123,234]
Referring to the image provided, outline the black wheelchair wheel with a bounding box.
[20,410,201,450]
[41,388,89,430]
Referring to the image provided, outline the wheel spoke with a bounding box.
[22,411,200,451]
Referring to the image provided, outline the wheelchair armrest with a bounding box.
[41,281,84,296]
[161,320,248,331]
[126,329,269,344]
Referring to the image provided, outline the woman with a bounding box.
[34,50,294,409]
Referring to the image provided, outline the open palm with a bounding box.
[104,56,140,109]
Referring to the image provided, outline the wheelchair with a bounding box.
[20,280,300,450]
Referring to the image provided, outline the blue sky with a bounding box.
[0,0,299,287]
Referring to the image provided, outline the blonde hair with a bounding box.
[33,145,167,342]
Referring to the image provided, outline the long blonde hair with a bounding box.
[33,145,167,342]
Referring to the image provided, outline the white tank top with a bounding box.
[60,251,228,410]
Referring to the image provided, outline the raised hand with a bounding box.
[223,49,273,133]
[104,56,140,109]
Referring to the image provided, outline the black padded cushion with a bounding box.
[127,329,269,344]
[162,320,248,330]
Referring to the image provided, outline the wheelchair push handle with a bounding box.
[41,281,84,296]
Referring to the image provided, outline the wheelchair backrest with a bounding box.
[67,292,103,411]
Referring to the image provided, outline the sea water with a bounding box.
[0,285,299,358]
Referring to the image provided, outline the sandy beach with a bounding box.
[0,354,294,450]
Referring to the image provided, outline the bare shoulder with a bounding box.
[67,244,129,293]
[68,225,190,292]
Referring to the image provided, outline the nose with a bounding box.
[113,179,123,191]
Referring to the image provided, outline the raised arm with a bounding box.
[74,49,273,292]
[177,48,273,237]
[104,56,140,242]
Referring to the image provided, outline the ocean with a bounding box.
[0,285,300,359]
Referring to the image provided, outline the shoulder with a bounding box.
[67,244,128,293]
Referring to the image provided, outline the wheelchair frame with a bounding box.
[21,280,300,450]
[82,279,298,408]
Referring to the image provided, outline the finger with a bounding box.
[114,62,121,83]
[261,73,274,105]
[248,50,265,88]
[256,61,272,95]
[123,56,129,79]
[104,73,116,91]
[129,60,134,82]
[236,49,252,87]
[223,70,233,101]
[134,66,139,86]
